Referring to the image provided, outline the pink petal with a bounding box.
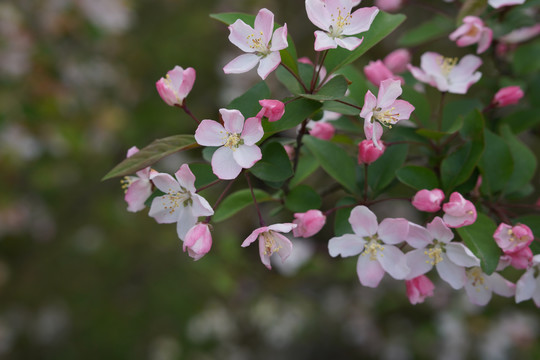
[420,52,444,77]
[357,254,385,288]
[195,120,226,146]
[328,234,365,257]
[445,243,480,267]
[405,249,433,279]
[257,51,281,80]
[334,36,363,51]
[242,227,269,247]
[314,31,338,51]
[177,67,196,101]
[223,53,260,74]
[349,205,378,237]
[377,79,402,109]
[449,24,471,41]
[436,255,466,289]
[211,146,242,180]
[406,223,433,249]
[232,144,262,169]
[267,223,296,233]
[343,7,379,35]
[360,90,377,118]
[150,173,180,193]
[191,194,215,217]
[258,235,272,269]
[254,8,274,45]
[393,100,415,121]
[477,28,492,54]
[270,24,288,51]
[125,179,152,212]
[465,277,492,305]
[127,146,139,158]
[306,0,332,30]
[174,164,196,193]
[378,244,409,280]
[220,108,245,134]
[241,117,264,145]
[427,217,454,243]
[149,195,181,224]
[228,20,257,53]
[272,232,293,263]
[378,218,409,245]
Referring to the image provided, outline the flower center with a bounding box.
[438,56,458,76]
[329,8,351,37]
[424,245,444,265]
[263,231,281,255]
[507,229,530,243]
[163,187,191,214]
[465,26,479,38]
[373,107,399,127]
[120,176,135,193]
[467,267,488,290]
[246,31,268,54]
[224,133,243,149]
[362,237,385,261]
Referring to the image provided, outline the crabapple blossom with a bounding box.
[488,0,525,8]
[195,108,263,180]
[412,189,445,213]
[405,217,480,289]
[363,60,403,87]
[406,275,435,305]
[408,52,482,94]
[148,164,214,240]
[328,206,410,288]
[449,16,493,54]
[515,254,540,306]
[442,192,477,228]
[464,267,515,306]
[492,86,524,107]
[155,66,196,106]
[383,48,411,74]
[360,78,415,149]
[293,210,326,238]
[375,0,403,12]
[223,8,288,80]
[183,223,212,261]
[256,99,285,122]
[305,0,379,51]
[357,139,385,164]
[493,223,534,254]
[499,247,534,270]
[121,146,155,212]
[241,223,296,270]
[309,122,335,140]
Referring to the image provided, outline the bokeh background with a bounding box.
[1,0,540,359]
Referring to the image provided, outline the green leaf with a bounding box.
[457,0,488,23]
[334,197,357,236]
[300,75,349,101]
[456,213,501,274]
[213,189,272,222]
[325,12,406,73]
[289,152,319,187]
[276,63,313,94]
[285,185,322,212]
[227,82,270,118]
[416,129,447,141]
[102,135,198,180]
[368,144,409,194]
[500,125,537,195]
[396,166,440,190]
[336,65,369,104]
[190,163,218,188]
[321,98,361,115]
[402,85,430,127]
[512,40,540,75]
[398,15,455,47]
[250,142,293,182]
[263,99,322,138]
[303,135,359,194]
[499,109,540,134]
[478,129,513,194]
[442,99,482,132]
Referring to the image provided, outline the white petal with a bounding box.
[241,117,264,145]
[149,195,181,224]
[150,173,180,193]
[405,248,433,279]
[314,31,337,51]
[328,234,365,258]
[257,51,281,80]
[306,0,332,30]
[406,223,433,249]
[378,218,409,245]
[334,36,363,51]
[232,144,262,169]
[378,245,409,280]
[223,53,260,74]
[349,205,378,237]
[176,207,197,240]
[195,120,227,146]
[464,280,492,306]
[436,254,466,289]
[445,243,480,267]
[343,7,379,35]
[211,146,242,180]
[488,272,515,297]
[515,269,536,303]
[357,254,385,288]
[219,108,244,134]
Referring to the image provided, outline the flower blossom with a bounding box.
[241,223,296,270]
[195,108,263,180]
[121,146,155,212]
[449,16,493,54]
[328,206,410,288]
[408,52,482,94]
[363,60,403,87]
[384,48,411,74]
[406,275,435,305]
[515,254,540,306]
[492,86,524,107]
[464,266,515,305]
[148,164,214,240]
[412,189,445,213]
[223,8,288,80]
[442,192,477,228]
[155,66,196,106]
[488,0,525,8]
[360,78,415,149]
[256,99,285,122]
[293,210,326,238]
[358,139,385,164]
[494,223,534,254]
[499,247,533,270]
[405,217,480,289]
[309,122,335,140]
[183,223,212,260]
[375,0,403,12]
[305,0,379,51]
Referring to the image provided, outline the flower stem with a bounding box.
[310,50,328,92]
[363,164,369,202]
[179,104,201,124]
[437,91,446,133]
[211,179,235,211]
[280,63,308,93]
[196,179,222,193]
[245,172,265,226]
[334,99,363,111]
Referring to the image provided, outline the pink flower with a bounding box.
[256,99,285,122]
[499,24,540,44]
[406,275,435,305]
[306,0,379,51]
[489,0,525,8]
[195,108,264,180]
[449,16,493,54]
[223,8,288,80]
[500,247,533,270]
[515,254,540,306]
[309,122,335,140]
[241,223,296,269]
[408,52,482,94]
[156,66,196,107]
[183,223,212,261]
[405,217,480,289]
[464,267,515,305]
[121,146,155,212]
[384,48,411,74]
[442,192,477,228]
[494,223,534,254]
[328,206,410,288]
[360,78,415,149]
[292,210,326,238]
[411,189,445,213]
[375,0,403,12]
[363,60,403,87]
[492,86,524,107]
[148,165,214,240]
[358,140,385,164]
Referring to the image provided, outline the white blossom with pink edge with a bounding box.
[195,108,263,180]
[515,254,540,306]
[148,164,214,240]
[405,217,480,289]
[488,0,525,8]
[408,52,482,94]
[328,206,410,288]
[305,0,379,51]
[223,8,288,80]
[360,78,415,150]
[241,223,296,270]
[449,16,493,54]
[442,192,477,228]
[494,223,534,254]
[155,66,196,106]
[121,146,156,213]
[464,266,515,305]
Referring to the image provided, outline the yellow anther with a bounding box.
[373,106,399,126]
[120,177,133,193]
[224,133,242,149]
[424,246,443,265]
[438,56,458,76]
[362,240,385,260]
[467,267,487,290]
[263,232,281,255]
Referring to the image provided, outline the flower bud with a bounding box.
[492,86,524,107]
[183,223,212,261]
[363,60,401,87]
[383,48,411,74]
[309,122,335,140]
[411,189,445,213]
[494,223,534,254]
[406,275,435,305]
[293,210,326,238]
[358,140,385,164]
[442,192,477,228]
[375,0,403,13]
[500,247,533,270]
[156,66,196,106]
[257,99,285,122]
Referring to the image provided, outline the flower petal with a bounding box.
[257,51,281,80]
[176,207,198,240]
[228,20,257,53]
[150,172,180,193]
[270,25,288,51]
[195,120,226,146]
[343,7,379,35]
[175,164,196,193]
[436,254,466,289]
[378,218,409,245]
[241,117,264,145]
[357,254,385,288]
[445,243,480,267]
[405,248,433,279]
[328,234,365,258]
[149,195,180,224]
[232,144,262,169]
[488,272,515,297]
[377,79,402,109]
[406,223,433,249]
[254,8,274,45]
[515,269,536,303]
[314,31,337,51]
[220,108,245,134]
[191,194,214,217]
[211,146,242,180]
[242,227,268,247]
[349,205,378,237]
[125,179,152,212]
[378,245,409,280]
[360,90,377,118]
[306,0,331,31]
[393,100,415,121]
[427,217,454,243]
[223,53,260,74]
[334,36,363,51]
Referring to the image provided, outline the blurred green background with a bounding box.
[1,0,540,359]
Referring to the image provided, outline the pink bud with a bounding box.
[406,275,435,305]
[156,66,196,107]
[375,0,403,12]
[500,247,533,270]
[292,210,326,238]
[183,223,212,261]
[283,144,295,160]
[494,223,534,254]
[363,60,400,87]
[256,99,285,122]
[492,86,524,107]
[442,192,477,228]
[412,189,445,213]
[309,122,335,140]
[383,48,411,74]
[358,140,385,165]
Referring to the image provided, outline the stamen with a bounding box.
[263,232,281,255]
[362,240,385,261]
[467,267,488,290]
[438,56,458,76]
[224,133,242,149]
[373,106,400,126]
[424,246,443,265]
